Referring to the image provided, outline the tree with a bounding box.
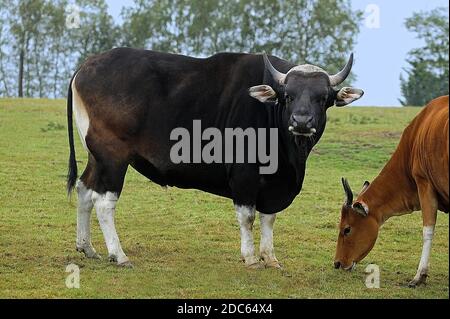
[68,0,120,66]
[0,0,362,98]
[8,0,47,97]
[400,7,449,106]
[0,1,14,97]
[0,0,119,98]
[122,0,362,81]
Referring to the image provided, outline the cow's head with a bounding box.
[249,53,364,136]
[334,178,379,271]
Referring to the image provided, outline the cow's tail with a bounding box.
[67,74,77,197]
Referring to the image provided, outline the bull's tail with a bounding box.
[67,74,77,196]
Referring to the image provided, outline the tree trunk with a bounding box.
[18,48,24,97]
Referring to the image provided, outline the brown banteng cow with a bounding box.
[334,95,449,287]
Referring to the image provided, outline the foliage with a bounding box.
[122,0,363,78]
[399,7,449,106]
[0,0,362,98]
[0,0,118,98]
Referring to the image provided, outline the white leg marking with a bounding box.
[235,205,260,267]
[93,191,130,266]
[76,181,99,258]
[72,74,90,152]
[412,226,434,283]
[259,213,280,268]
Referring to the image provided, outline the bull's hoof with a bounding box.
[408,274,428,288]
[109,254,133,268]
[263,259,282,269]
[242,256,264,269]
[118,261,134,268]
[246,261,265,269]
[76,246,101,259]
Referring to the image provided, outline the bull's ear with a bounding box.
[249,85,277,103]
[335,87,364,107]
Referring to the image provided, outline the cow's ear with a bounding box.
[335,87,364,107]
[249,85,277,103]
[352,201,369,217]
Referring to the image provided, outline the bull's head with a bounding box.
[249,53,364,136]
[334,178,379,270]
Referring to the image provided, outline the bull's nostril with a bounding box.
[334,261,341,269]
[292,114,301,123]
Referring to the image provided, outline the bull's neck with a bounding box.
[274,103,325,184]
[357,141,420,225]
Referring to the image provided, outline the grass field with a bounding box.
[0,98,448,299]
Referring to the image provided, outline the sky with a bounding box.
[105,0,448,107]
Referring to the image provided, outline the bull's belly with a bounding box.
[129,151,302,214]
[256,180,302,214]
[130,154,233,199]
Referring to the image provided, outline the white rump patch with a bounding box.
[72,74,90,151]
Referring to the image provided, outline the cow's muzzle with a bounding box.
[334,260,356,271]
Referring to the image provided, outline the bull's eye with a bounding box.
[343,226,351,236]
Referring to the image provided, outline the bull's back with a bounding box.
[411,96,449,211]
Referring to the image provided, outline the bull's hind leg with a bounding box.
[80,151,132,267]
[75,176,100,259]
[93,166,132,267]
[92,190,131,267]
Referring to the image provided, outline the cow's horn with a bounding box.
[263,52,286,85]
[341,177,353,206]
[329,53,354,87]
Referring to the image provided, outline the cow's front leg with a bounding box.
[409,225,435,287]
[235,205,262,268]
[93,191,132,268]
[259,213,281,269]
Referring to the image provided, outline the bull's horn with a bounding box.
[329,53,354,87]
[263,52,286,85]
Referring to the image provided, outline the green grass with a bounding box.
[0,98,448,299]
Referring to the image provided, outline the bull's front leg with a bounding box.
[235,205,263,269]
[259,213,281,269]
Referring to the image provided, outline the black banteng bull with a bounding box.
[67,48,364,268]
